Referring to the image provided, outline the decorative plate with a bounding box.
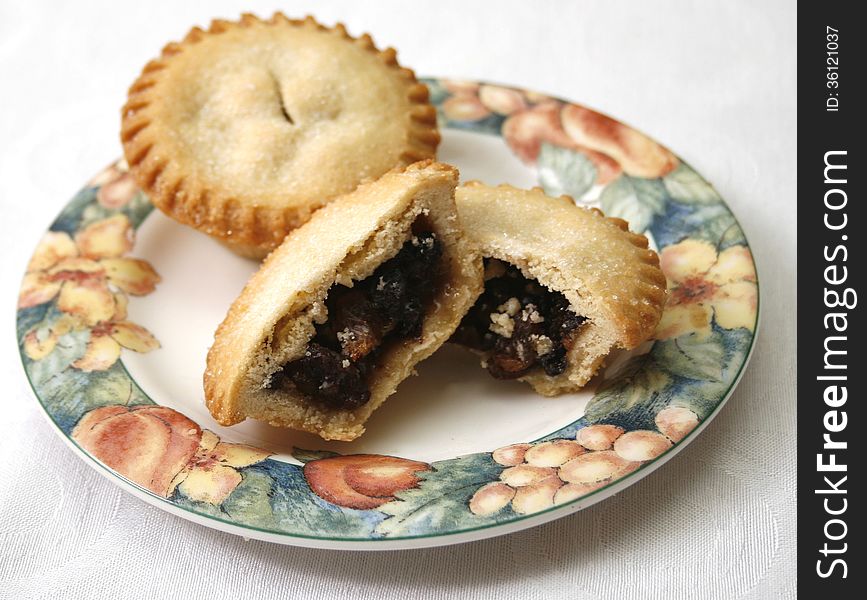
[17,78,758,550]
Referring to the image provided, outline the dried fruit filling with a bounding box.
[451,260,586,379]
[269,232,442,410]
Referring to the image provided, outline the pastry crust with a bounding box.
[122,13,440,259]
[455,183,667,395]
[205,161,483,441]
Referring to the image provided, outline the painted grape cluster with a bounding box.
[469,405,699,516]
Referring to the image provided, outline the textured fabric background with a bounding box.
[0,1,796,598]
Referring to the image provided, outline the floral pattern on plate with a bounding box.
[17,79,758,543]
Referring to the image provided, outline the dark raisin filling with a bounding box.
[268,232,442,410]
[451,260,586,379]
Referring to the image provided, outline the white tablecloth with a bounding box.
[0,1,796,598]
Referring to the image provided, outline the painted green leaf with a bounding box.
[123,192,155,228]
[19,304,152,428]
[25,329,89,388]
[86,363,151,408]
[27,358,150,433]
[376,453,506,537]
[537,142,597,200]
[653,328,753,420]
[599,174,668,233]
[681,379,732,421]
[267,463,383,537]
[174,468,279,530]
[16,305,49,341]
[681,203,746,247]
[663,163,722,205]
[584,353,670,422]
[51,188,97,234]
[718,218,749,249]
[172,495,224,520]
[221,468,278,529]
[652,331,725,382]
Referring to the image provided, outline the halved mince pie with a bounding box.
[204,162,483,441]
[451,183,666,395]
[121,13,439,259]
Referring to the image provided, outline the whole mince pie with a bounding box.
[204,162,483,441]
[452,182,667,396]
[121,13,439,259]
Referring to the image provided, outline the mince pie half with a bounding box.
[205,162,483,441]
[451,183,667,395]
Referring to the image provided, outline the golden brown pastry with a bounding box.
[121,13,439,259]
[451,183,666,395]
[204,162,483,441]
